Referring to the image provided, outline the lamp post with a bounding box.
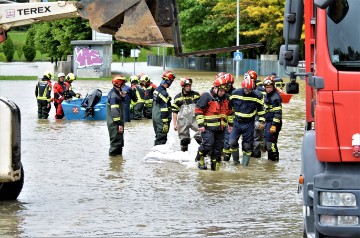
[236,0,240,82]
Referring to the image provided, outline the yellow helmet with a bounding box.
[44,71,53,80]
[66,73,76,82]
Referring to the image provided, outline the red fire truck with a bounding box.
[281,0,360,237]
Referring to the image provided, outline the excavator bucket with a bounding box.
[77,0,183,55]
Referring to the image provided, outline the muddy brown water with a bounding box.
[0,64,305,237]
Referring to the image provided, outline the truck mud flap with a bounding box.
[0,97,23,200]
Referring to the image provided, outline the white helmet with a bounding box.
[58,73,65,78]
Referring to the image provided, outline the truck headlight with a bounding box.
[320,192,356,207]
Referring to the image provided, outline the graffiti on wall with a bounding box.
[75,47,103,69]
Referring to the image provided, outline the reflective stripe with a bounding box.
[235,110,257,118]
[161,108,169,112]
[114,117,121,121]
[111,105,120,108]
[230,95,263,104]
[273,118,280,123]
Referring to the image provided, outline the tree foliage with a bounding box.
[31,18,91,60]
[177,0,285,55]
[3,35,15,62]
[23,27,36,62]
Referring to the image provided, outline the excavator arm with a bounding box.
[0,0,183,55]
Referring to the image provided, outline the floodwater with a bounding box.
[0,63,306,237]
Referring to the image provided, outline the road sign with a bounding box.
[131,49,140,58]
[234,52,243,61]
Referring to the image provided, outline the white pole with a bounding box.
[236,0,240,82]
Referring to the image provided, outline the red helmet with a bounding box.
[263,76,275,86]
[216,72,226,79]
[247,70,258,80]
[180,77,192,87]
[241,77,255,90]
[112,75,126,87]
[162,70,176,81]
[224,73,234,85]
[213,77,228,90]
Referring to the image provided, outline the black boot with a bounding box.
[181,144,188,152]
[268,152,279,161]
[210,158,220,171]
[251,150,261,158]
[222,151,231,161]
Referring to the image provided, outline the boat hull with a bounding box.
[62,96,107,120]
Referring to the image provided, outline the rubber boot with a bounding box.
[181,144,188,152]
[242,154,251,166]
[210,159,220,171]
[251,149,261,158]
[222,151,231,161]
[195,151,207,170]
[268,152,279,161]
[231,150,240,165]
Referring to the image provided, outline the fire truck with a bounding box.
[0,0,182,200]
[281,0,360,237]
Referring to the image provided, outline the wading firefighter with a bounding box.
[35,71,53,119]
[195,76,233,171]
[172,77,201,151]
[152,70,176,145]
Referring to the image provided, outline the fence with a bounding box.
[148,55,304,78]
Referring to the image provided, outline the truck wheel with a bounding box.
[0,166,24,200]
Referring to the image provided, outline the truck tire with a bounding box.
[0,166,24,200]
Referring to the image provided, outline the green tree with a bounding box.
[32,18,91,60]
[3,36,15,62]
[15,42,24,60]
[23,28,36,62]
[177,0,285,55]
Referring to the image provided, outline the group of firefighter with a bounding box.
[35,71,81,119]
[107,69,283,171]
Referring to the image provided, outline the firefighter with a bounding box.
[64,73,81,99]
[132,75,146,120]
[263,76,282,161]
[172,77,201,152]
[35,71,53,119]
[152,70,176,145]
[270,72,285,91]
[53,72,67,119]
[141,75,157,119]
[121,77,133,123]
[195,76,233,171]
[248,70,266,158]
[107,75,127,156]
[221,72,237,161]
[129,75,140,120]
[229,76,265,166]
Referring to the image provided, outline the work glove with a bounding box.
[162,123,169,133]
[270,125,276,133]
[75,93,81,98]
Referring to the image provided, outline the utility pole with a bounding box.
[236,0,240,82]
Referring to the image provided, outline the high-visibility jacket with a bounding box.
[35,80,52,102]
[107,87,124,126]
[230,88,265,122]
[264,90,282,125]
[195,88,233,130]
[172,90,200,113]
[153,85,172,123]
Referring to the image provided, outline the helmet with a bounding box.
[180,77,192,87]
[44,71,53,80]
[137,72,145,79]
[162,70,176,81]
[58,73,65,78]
[213,77,228,90]
[140,75,151,83]
[244,73,251,81]
[224,73,234,85]
[130,75,139,84]
[247,70,258,80]
[241,77,255,90]
[66,73,76,82]
[263,76,275,86]
[216,72,226,79]
[112,75,126,87]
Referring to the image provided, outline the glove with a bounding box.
[162,123,169,133]
[75,93,81,98]
[270,125,276,133]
